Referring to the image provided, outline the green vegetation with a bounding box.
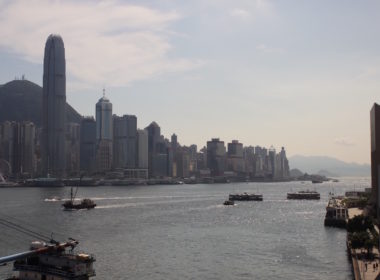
[342,197,369,208]
[347,215,378,258]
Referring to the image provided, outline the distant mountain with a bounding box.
[0,79,81,126]
[289,155,370,177]
[289,168,304,178]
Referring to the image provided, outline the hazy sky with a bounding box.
[0,0,379,164]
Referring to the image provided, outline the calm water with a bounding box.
[0,177,370,279]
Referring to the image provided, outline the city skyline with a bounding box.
[0,1,379,164]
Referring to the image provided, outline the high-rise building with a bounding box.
[137,129,148,169]
[207,138,226,176]
[80,117,96,174]
[227,140,245,173]
[20,122,36,176]
[113,115,137,169]
[96,91,113,172]
[145,122,161,177]
[65,122,80,176]
[42,34,66,177]
[0,121,36,176]
[370,103,380,217]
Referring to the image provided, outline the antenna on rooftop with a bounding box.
[103,87,105,97]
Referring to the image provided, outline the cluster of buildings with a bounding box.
[0,34,290,181]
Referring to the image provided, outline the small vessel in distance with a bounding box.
[287,190,320,200]
[223,200,235,206]
[312,179,323,184]
[63,187,96,210]
[229,192,263,201]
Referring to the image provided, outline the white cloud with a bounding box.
[0,0,202,89]
[256,44,284,54]
[230,8,252,21]
[334,137,355,146]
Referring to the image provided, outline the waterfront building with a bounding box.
[268,146,276,178]
[137,129,148,169]
[206,138,226,176]
[145,122,161,177]
[65,122,80,176]
[243,146,255,177]
[20,122,36,176]
[227,140,245,174]
[42,34,66,177]
[175,146,191,178]
[95,91,113,172]
[80,117,96,174]
[189,144,198,174]
[0,121,36,176]
[370,103,380,217]
[113,115,137,169]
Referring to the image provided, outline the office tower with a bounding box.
[145,122,161,177]
[278,147,290,178]
[42,34,66,177]
[137,129,148,169]
[176,147,190,178]
[20,122,36,175]
[80,117,96,174]
[268,146,276,178]
[0,121,36,176]
[227,140,245,173]
[188,144,198,173]
[370,103,380,217]
[113,115,137,169]
[206,138,226,176]
[96,91,113,172]
[65,122,80,176]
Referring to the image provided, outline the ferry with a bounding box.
[1,239,95,280]
[229,192,263,201]
[287,190,320,200]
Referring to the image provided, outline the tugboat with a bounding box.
[223,200,235,206]
[229,192,263,201]
[1,239,95,280]
[62,187,96,210]
[287,190,320,200]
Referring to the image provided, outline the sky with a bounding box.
[0,0,379,164]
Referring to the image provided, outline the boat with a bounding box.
[229,192,263,201]
[324,197,348,228]
[223,200,235,206]
[1,239,95,280]
[0,173,20,188]
[62,187,96,210]
[312,180,323,184]
[287,190,320,200]
[24,177,64,187]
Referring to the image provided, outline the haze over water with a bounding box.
[0,177,369,279]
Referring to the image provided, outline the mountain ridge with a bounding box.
[0,79,82,126]
[289,155,370,177]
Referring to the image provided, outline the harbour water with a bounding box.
[0,177,369,279]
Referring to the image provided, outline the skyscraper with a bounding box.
[370,103,380,217]
[95,90,113,172]
[80,117,96,174]
[137,129,148,169]
[207,138,226,176]
[113,115,137,168]
[42,34,66,177]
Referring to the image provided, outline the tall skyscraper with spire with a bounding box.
[42,34,66,177]
[95,89,113,172]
